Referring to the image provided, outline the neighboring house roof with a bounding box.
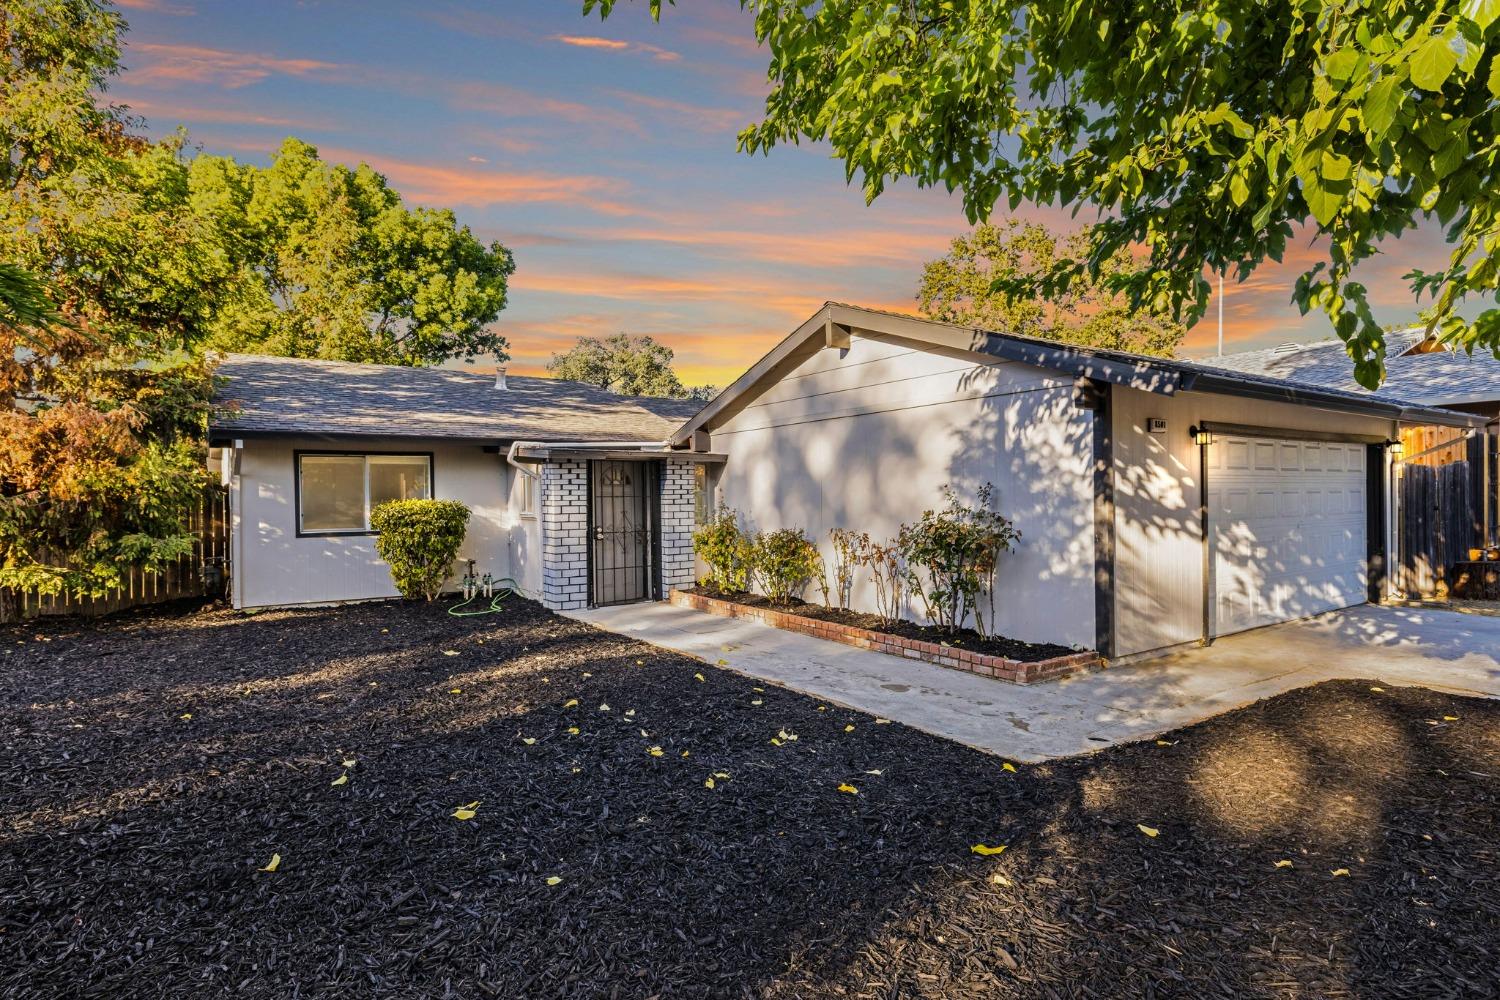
[1201,330,1500,410]
[671,304,1484,448]
[210,354,695,444]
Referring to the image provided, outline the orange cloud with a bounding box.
[126,42,346,89]
[553,34,680,61]
[123,97,321,129]
[559,221,952,268]
[443,81,641,135]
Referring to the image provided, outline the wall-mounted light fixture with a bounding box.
[1387,439,1404,459]
[1192,426,1213,446]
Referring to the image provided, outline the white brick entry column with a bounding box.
[659,459,697,592]
[540,459,589,611]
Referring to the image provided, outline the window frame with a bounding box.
[518,467,538,519]
[294,450,435,538]
[693,462,714,526]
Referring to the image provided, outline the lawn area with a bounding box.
[1,599,1497,999]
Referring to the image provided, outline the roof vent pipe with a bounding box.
[494,367,508,390]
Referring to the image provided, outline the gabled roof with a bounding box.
[670,304,1484,447]
[211,354,700,444]
[1203,333,1500,410]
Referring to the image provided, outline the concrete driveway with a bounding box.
[569,602,1500,762]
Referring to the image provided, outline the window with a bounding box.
[297,453,431,534]
[693,463,713,525]
[519,468,537,518]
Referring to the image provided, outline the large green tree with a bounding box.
[919,221,1186,357]
[192,138,516,367]
[1,0,219,598]
[593,0,1500,387]
[548,333,715,398]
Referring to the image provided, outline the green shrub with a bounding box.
[897,484,1019,637]
[693,506,753,592]
[370,499,471,601]
[750,527,821,606]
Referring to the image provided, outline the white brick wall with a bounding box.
[537,457,701,611]
[540,459,589,611]
[660,459,697,592]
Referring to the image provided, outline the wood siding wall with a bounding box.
[3,487,229,622]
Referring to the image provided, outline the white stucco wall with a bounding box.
[231,437,516,609]
[710,333,1096,649]
[1110,387,1396,658]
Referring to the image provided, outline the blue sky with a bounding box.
[112,0,1468,383]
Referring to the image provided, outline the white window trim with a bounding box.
[518,467,537,519]
[296,452,433,536]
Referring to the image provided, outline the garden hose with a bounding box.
[447,574,521,617]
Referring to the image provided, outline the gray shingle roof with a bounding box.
[210,354,695,443]
[1199,330,1500,408]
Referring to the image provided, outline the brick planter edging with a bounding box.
[669,590,1101,685]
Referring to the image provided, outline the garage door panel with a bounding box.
[1211,434,1368,637]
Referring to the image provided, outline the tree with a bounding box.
[1,0,218,599]
[547,332,714,398]
[191,138,516,367]
[919,221,1185,357]
[591,0,1500,387]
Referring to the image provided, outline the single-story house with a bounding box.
[211,304,1485,663]
[209,354,711,612]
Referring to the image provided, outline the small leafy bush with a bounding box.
[898,484,1018,637]
[693,506,753,592]
[370,499,470,601]
[854,535,905,625]
[750,527,821,605]
[828,528,867,609]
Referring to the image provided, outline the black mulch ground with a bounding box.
[686,586,1077,662]
[2,599,1498,999]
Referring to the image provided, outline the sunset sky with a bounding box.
[113,0,1475,386]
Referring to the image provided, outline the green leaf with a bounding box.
[1325,48,1359,83]
[1363,76,1402,137]
[1229,173,1250,207]
[1490,58,1500,98]
[1303,174,1343,226]
[1464,0,1500,31]
[1320,151,1353,181]
[1410,32,1459,92]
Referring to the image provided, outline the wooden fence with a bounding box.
[1398,461,1476,598]
[3,486,229,622]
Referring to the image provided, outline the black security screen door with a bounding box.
[589,460,658,606]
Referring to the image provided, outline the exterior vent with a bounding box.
[1272,342,1301,354]
[494,367,508,390]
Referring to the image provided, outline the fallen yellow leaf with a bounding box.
[713,771,730,779]
[442,650,459,656]
[971,844,1007,856]
[341,758,357,768]
[769,738,783,747]
[1331,868,1350,877]
[258,853,282,873]
[696,672,708,680]
[1001,762,1017,773]
[521,737,536,746]
[777,729,799,742]
[545,875,562,886]
[865,769,883,775]
[844,725,855,733]
[875,718,892,725]
[1155,740,1176,747]
[599,703,610,712]
[635,659,644,665]
[566,726,580,735]
[990,873,1012,886]
[582,672,592,679]
[179,713,192,721]
[449,688,462,695]
[837,783,859,795]
[330,771,349,787]
[1274,859,1294,868]
[625,708,635,716]
[753,687,764,693]
[452,801,480,820]
[817,705,827,712]
[563,698,578,708]
[1370,686,1384,692]
[750,699,763,706]
[647,746,664,757]
[704,777,715,789]
[1444,715,1459,721]
[680,750,690,758]
[1137,824,1159,838]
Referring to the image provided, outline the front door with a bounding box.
[589,460,658,606]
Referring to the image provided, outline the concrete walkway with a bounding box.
[567,602,1500,762]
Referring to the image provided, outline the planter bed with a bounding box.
[671,587,1100,684]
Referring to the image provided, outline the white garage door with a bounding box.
[1208,435,1368,637]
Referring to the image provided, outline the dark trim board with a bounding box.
[1090,381,1117,660]
[1367,443,1388,602]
